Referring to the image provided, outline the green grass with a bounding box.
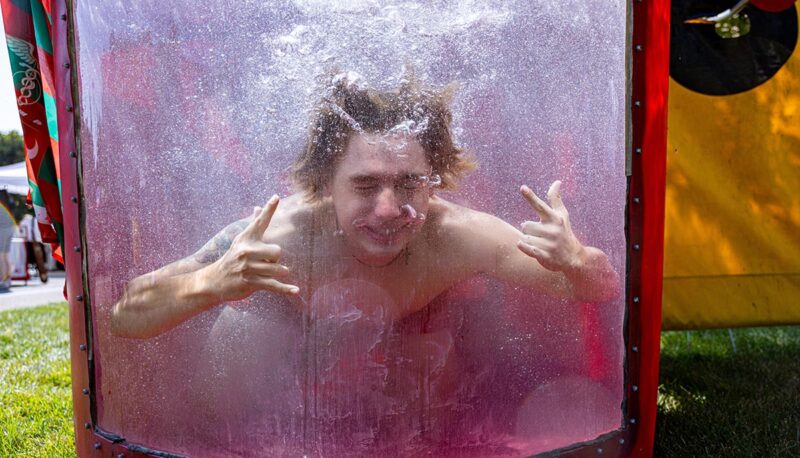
[655,326,800,457]
[1,303,798,457]
[0,303,75,458]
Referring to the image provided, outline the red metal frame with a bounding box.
[52,0,94,456]
[57,0,670,455]
[629,0,670,454]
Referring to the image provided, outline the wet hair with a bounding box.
[292,71,477,201]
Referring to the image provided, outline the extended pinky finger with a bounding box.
[254,277,300,295]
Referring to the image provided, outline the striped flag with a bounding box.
[1,0,63,261]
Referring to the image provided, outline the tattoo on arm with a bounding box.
[192,219,250,265]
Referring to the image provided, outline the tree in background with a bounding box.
[0,130,24,166]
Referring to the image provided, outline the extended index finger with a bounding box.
[520,185,558,222]
[243,195,279,240]
[547,180,565,211]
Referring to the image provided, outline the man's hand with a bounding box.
[517,181,585,273]
[201,195,299,302]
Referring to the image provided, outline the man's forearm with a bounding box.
[111,267,219,339]
[563,247,620,303]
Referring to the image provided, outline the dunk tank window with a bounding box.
[77,1,628,456]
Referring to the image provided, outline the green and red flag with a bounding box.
[1,0,63,261]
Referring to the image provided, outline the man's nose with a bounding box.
[373,187,402,219]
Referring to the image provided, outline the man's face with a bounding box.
[327,133,434,266]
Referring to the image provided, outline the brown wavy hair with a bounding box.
[292,72,477,201]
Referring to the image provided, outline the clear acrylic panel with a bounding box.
[76,1,628,456]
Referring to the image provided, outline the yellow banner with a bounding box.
[663,20,800,329]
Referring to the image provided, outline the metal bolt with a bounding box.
[69,151,76,158]
[634,100,641,108]
[60,14,67,20]
[94,442,101,450]
[635,44,643,52]
[633,243,641,251]
[79,343,86,351]
[632,345,639,353]
[632,384,639,392]
[74,245,80,253]
[63,62,70,69]
[630,418,637,425]
[633,197,640,204]
[71,196,78,203]
[619,438,625,445]
[118,454,126,458]
[84,422,91,429]
[633,296,640,303]
[76,294,83,301]
[597,448,604,454]
[66,106,73,112]
[82,388,89,395]
[635,147,642,154]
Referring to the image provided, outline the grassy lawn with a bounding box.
[656,326,800,457]
[1,303,798,457]
[0,303,74,457]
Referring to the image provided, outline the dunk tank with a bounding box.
[7,0,668,456]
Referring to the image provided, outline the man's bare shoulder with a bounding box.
[190,193,315,265]
[427,197,503,232]
[424,197,511,249]
[262,193,321,244]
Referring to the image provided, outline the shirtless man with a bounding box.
[110,76,620,339]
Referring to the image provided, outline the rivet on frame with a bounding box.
[619,438,626,445]
[635,147,642,154]
[630,418,637,425]
[63,62,70,69]
[94,443,101,450]
[69,151,76,158]
[633,296,640,303]
[633,243,641,251]
[632,345,639,353]
[632,384,639,392]
[71,196,78,203]
[84,422,91,429]
[66,106,73,112]
[60,14,67,21]
[79,343,86,351]
[633,100,641,108]
[635,44,643,52]
[74,245,80,253]
[597,448,604,454]
[633,196,640,204]
[118,454,126,458]
[82,388,89,395]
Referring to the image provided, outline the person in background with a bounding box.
[19,213,48,283]
[0,190,16,292]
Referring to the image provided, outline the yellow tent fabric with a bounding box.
[663,22,800,330]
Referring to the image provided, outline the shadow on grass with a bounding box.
[655,327,800,457]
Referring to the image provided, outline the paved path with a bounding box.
[0,271,67,313]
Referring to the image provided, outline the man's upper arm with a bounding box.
[152,218,250,278]
[459,210,570,297]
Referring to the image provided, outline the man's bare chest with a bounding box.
[283,246,465,321]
